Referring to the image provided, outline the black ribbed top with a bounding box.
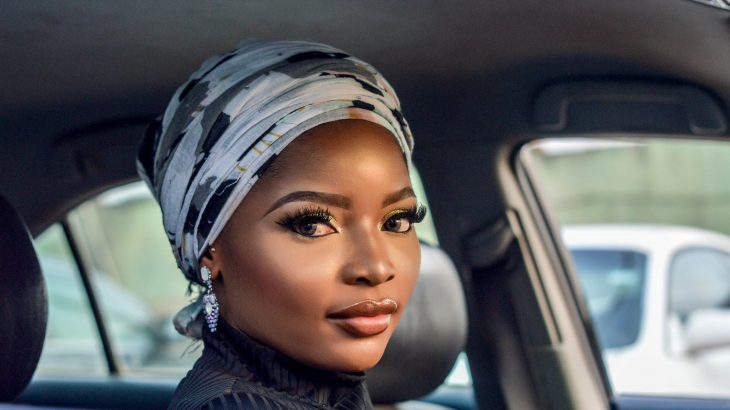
[168,319,373,409]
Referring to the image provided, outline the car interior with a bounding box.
[4,0,730,409]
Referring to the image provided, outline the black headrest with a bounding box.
[368,243,467,403]
[0,193,47,401]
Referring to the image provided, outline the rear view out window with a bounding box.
[571,249,647,349]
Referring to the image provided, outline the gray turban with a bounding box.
[137,39,414,285]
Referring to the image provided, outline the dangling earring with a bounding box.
[200,266,219,333]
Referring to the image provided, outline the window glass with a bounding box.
[445,352,472,386]
[521,137,730,398]
[35,225,106,376]
[570,249,647,349]
[67,183,200,374]
[669,248,730,316]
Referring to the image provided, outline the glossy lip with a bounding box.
[327,299,398,337]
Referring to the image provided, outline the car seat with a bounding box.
[0,192,48,404]
[368,243,468,409]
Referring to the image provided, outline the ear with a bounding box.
[199,243,223,281]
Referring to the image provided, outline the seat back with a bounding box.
[368,243,468,405]
[0,193,47,401]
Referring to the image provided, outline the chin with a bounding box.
[324,339,389,373]
[333,343,386,372]
[334,355,383,373]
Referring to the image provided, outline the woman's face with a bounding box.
[204,119,421,372]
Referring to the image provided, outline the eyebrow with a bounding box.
[382,187,416,207]
[264,187,416,216]
[265,191,351,215]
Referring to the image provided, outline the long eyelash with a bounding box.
[276,206,334,230]
[389,204,428,224]
[413,204,428,223]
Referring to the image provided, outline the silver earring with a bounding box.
[200,266,219,333]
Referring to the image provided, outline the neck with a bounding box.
[203,318,370,407]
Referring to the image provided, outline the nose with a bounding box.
[341,233,396,286]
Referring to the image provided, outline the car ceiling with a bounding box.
[3,0,730,256]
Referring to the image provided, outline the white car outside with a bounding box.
[563,224,730,399]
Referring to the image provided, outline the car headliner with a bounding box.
[3,0,730,262]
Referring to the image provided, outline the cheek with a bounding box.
[227,232,341,315]
[389,235,421,303]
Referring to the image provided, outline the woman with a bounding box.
[137,39,424,409]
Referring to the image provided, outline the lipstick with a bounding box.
[327,299,398,337]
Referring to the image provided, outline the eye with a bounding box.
[276,207,338,238]
[382,205,427,234]
[383,214,412,233]
[291,219,337,237]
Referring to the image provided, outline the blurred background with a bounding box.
[523,137,730,398]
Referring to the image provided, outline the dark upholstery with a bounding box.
[368,243,467,404]
[0,193,47,401]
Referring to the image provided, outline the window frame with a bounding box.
[58,218,121,374]
[491,137,613,407]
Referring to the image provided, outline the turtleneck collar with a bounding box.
[202,318,371,409]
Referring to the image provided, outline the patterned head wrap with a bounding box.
[137,39,413,285]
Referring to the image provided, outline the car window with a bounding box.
[35,225,106,376]
[669,248,730,316]
[34,168,443,377]
[63,182,202,374]
[570,249,647,349]
[520,137,730,399]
